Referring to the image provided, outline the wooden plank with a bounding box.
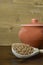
[0,46,43,65]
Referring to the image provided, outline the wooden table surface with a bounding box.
[0,46,43,65]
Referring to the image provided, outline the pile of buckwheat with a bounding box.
[12,43,34,55]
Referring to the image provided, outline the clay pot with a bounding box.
[18,19,43,48]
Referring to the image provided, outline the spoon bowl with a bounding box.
[11,44,43,58]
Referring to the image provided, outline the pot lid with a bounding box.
[21,24,43,26]
[21,19,43,26]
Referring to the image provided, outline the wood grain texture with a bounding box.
[0,0,43,45]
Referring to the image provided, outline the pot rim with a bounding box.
[21,24,43,26]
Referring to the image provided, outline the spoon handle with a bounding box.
[39,49,43,53]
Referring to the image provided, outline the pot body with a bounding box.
[18,26,43,48]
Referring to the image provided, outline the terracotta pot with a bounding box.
[18,19,43,48]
